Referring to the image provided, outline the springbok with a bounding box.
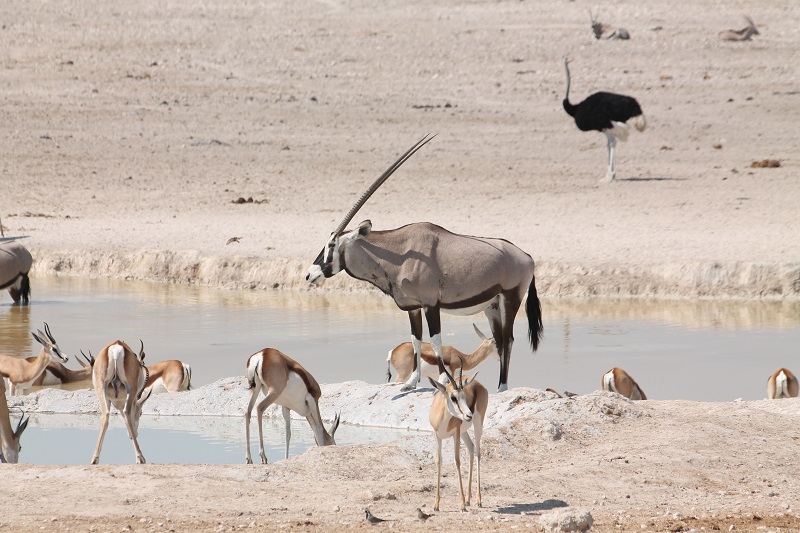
[719,15,760,41]
[767,368,798,399]
[386,324,499,384]
[143,359,192,395]
[0,240,32,305]
[0,323,69,395]
[245,348,340,464]
[428,362,488,512]
[306,136,544,392]
[589,9,630,40]
[90,340,152,465]
[31,349,94,387]
[0,378,28,463]
[601,367,647,400]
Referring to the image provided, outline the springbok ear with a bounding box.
[137,388,153,407]
[472,323,489,341]
[31,332,46,346]
[428,377,446,393]
[356,220,372,238]
[330,412,341,436]
[463,372,479,387]
[15,417,29,439]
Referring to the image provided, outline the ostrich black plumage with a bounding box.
[562,57,646,182]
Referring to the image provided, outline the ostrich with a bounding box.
[562,56,646,182]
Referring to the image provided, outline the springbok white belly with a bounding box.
[147,377,170,394]
[275,372,312,416]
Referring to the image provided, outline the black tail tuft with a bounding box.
[525,274,544,352]
[20,273,30,304]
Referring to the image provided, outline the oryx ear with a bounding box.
[355,220,372,238]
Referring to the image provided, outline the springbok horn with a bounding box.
[80,349,95,366]
[44,322,56,343]
[333,134,436,236]
[458,356,465,389]
[442,363,458,389]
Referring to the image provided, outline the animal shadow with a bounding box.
[620,176,687,182]
[496,499,569,515]
[391,386,435,401]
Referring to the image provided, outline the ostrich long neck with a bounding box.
[562,60,576,117]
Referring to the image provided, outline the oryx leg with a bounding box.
[424,306,448,384]
[282,406,292,459]
[499,292,521,393]
[401,309,424,391]
[484,301,507,392]
[122,385,146,464]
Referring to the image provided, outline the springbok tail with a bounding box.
[183,364,193,391]
[386,350,393,382]
[525,274,544,352]
[246,356,260,390]
[603,371,615,393]
[776,371,788,398]
[631,114,647,132]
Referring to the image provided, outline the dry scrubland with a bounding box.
[1,0,800,531]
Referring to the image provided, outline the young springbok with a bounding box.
[31,349,94,387]
[428,363,488,512]
[90,340,152,465]
[767,368,798,399]
[143,359,192,395]
[0,378,28,463]
[245,348,340,464]
[0,323,69,395]
[386,324,499,384]
[589,8,630,40]
[601,367,647,400]
[719,15,760,41]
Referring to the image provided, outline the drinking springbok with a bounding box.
[90,340,152,465]
[0,240,32,305]
[601,367,647,400]
[428,362,488,512]
[767,368,798,399]
[0,323,69,395]
[386,324,499,384]
[307,136,543,392]
[31,349,94,387]
[245,348,340,464]
[0,378,28,463]
[143,359,192,395]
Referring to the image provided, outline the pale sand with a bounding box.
[2,0,800,531]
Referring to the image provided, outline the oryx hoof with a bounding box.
[136,456,146,465]
[497,383,508,393]
[246,458,253,465]
[400,383,417,392]
[90,457,100,465]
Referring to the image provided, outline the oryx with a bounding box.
[0,240,32,305]
[306,136,543,392]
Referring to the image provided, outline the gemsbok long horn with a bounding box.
[333,134,436,236]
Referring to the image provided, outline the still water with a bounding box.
[2,276,800,463]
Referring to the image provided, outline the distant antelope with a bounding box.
[719,15,760,41]
[0,240,32,305]
[307,136,543,392]
[31,349,95,387]
[143,359,192,395]
[90,340,152,464]
[601,367,647,400]
[386,324,499,384]
[0,323,69,395]
[767,368,798,399]
[589,9,630,40]
[428,362,488,512]
[245,348,340,464]
[0,378,28,463]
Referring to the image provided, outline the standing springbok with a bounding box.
[719,15,760,41]
[601,367,647,400]
[31,349,95,387]
[386,324,499,385]
[245,348,340,464]
[306,136,543,392]
[428,363,488,512]
[90,340,152,465]
[0,323,69,395]
[0,241,32,305]
[589,9,630,40]
[0,378,28,463]
[143,359,192,395]
[767,368,798,399]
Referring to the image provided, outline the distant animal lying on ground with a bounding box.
[386,324,499,385]
[0,323,69,395]
[0,378,28,463]
[244,348,339,464]
[601,367,647,400]
[31,349,95,387]
[766,368,798,399]
[719,15,760,41]
[0,240,32,305]
[144,359,192,394]
[90,340,152,465]
[589,8,630,40]
[429,364,488,512]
